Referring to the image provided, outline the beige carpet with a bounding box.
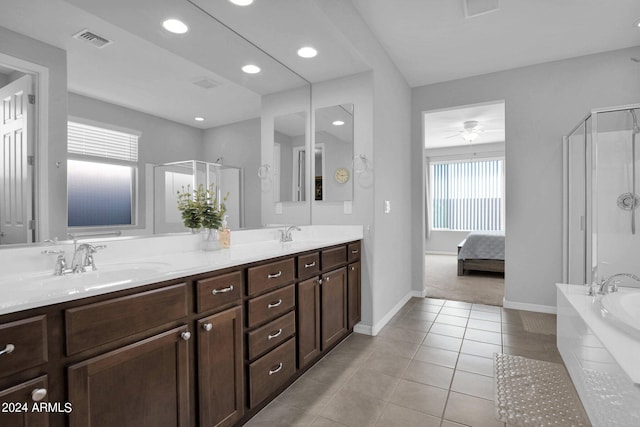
[425,254,504,306]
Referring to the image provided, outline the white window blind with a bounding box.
[431,159,503,231]
[68,121,138,162]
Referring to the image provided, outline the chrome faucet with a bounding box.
[598,273,640,294]
[42,241,106,275]
[280,226,301,242]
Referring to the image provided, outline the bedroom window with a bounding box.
[431,158,504,231]
[67,121,139,228]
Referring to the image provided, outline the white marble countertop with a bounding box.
[0,225,363,316]
[556,283,640,384]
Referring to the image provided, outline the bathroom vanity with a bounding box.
[0,227,362,427]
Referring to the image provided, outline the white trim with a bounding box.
[502,298,557,314]
[425,250,457,256]
[0,53,49,242]
[365,290,426,336]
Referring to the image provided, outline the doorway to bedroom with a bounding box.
[423,101,506,306]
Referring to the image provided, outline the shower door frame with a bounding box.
[563,103,640,285]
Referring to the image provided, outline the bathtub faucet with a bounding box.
[598,273,640,294]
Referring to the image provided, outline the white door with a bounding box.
[0,74,34,245]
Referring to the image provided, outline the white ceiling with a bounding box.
[424,101,505,149]
[352,0,640,87]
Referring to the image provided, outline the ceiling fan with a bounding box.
[446,120,484,142]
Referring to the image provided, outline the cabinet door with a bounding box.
[68,326,190,427]
[347,262,361,329]
[297,277,320,369]
[0,375,49,427]
[197,306,243,427]
[321,267,347,350]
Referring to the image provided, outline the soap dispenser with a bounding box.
[219,215,231,248]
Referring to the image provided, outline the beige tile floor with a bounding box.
[246,297,568,427]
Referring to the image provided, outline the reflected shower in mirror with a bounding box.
[274,112,307,202]
[314,104,354,202]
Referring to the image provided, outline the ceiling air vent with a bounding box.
[72,29,113,48]
[192,77,220,90]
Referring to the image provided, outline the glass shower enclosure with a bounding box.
[564,104,640,285]
[153,160,244,233]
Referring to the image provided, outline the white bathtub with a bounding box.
[556,283,640,426]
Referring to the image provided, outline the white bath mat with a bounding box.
[494,353,590,426]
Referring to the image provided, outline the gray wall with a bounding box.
[68,93,205,232]
[412,45,640,309]
[313,0,413,333]
[203,118,261,228]
[0,25,67,241]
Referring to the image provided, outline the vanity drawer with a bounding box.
[0,316,47,378]
[197,271,243,313]
[297,252,320,280]
[65,283,188,355]
[321,246,347,271]
[248,338,296,408]
[247,285,295,328]
[347,242,361,262]
[247,311,296,361]
[247,258,295,296]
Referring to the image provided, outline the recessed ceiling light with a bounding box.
[332,120,345,126]
[162,19,188,34]
[242,64,261,74]
[195,117,205,122]
[297,46,318,58]
[229,0,254,5]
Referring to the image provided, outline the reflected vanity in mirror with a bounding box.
[314,104,354,202]
[0,0,311,245]
[274,112,308,203]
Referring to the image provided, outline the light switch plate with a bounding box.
[384,200,391,214]
[275,202,282,214]
[344,201,352,214]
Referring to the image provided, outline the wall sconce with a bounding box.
[352,154,370,173]
[257,164,271,180]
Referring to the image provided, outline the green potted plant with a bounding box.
[177,184,228,250]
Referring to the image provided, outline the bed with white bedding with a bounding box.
[457,230,505,276]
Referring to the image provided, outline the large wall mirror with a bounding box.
[314,104,354,202]
[274,111,308,203]
[0,0,311,246]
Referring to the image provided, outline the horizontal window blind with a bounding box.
[431,159,503,231]
[68,121,138,162]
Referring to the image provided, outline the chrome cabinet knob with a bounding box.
[0,344,15,356]
[31,388,47,402]
[181,331,191,341]
[202,323,213,332]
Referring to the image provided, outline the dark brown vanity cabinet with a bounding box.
[0,240,361,427]
[68,326,191,427]
[197,307,244,427]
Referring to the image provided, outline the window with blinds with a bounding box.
[68,121,138,162]
[431,159,504,231]
[67,121,139,228]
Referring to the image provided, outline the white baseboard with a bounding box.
[503,298,557,314]
[361,290,425,336]
[425,251,457,256]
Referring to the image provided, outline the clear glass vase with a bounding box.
[201,228,220,251]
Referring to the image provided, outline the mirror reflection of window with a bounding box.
[314,104,354,202]
[274,112,307,202]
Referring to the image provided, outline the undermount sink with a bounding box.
[599,291,640,335]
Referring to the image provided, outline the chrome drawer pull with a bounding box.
[269,362,283,375]
[350,266,355,271]
[181,331,191,341]
[31,388,47,402]
[267,271,282,279]
[351,249,359,254]
[202,323,213,332]
[304,261,316,268]
[267,329,283,340]
[267,299,283,309]
[0,344,15,356]
[212,285,234,295]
